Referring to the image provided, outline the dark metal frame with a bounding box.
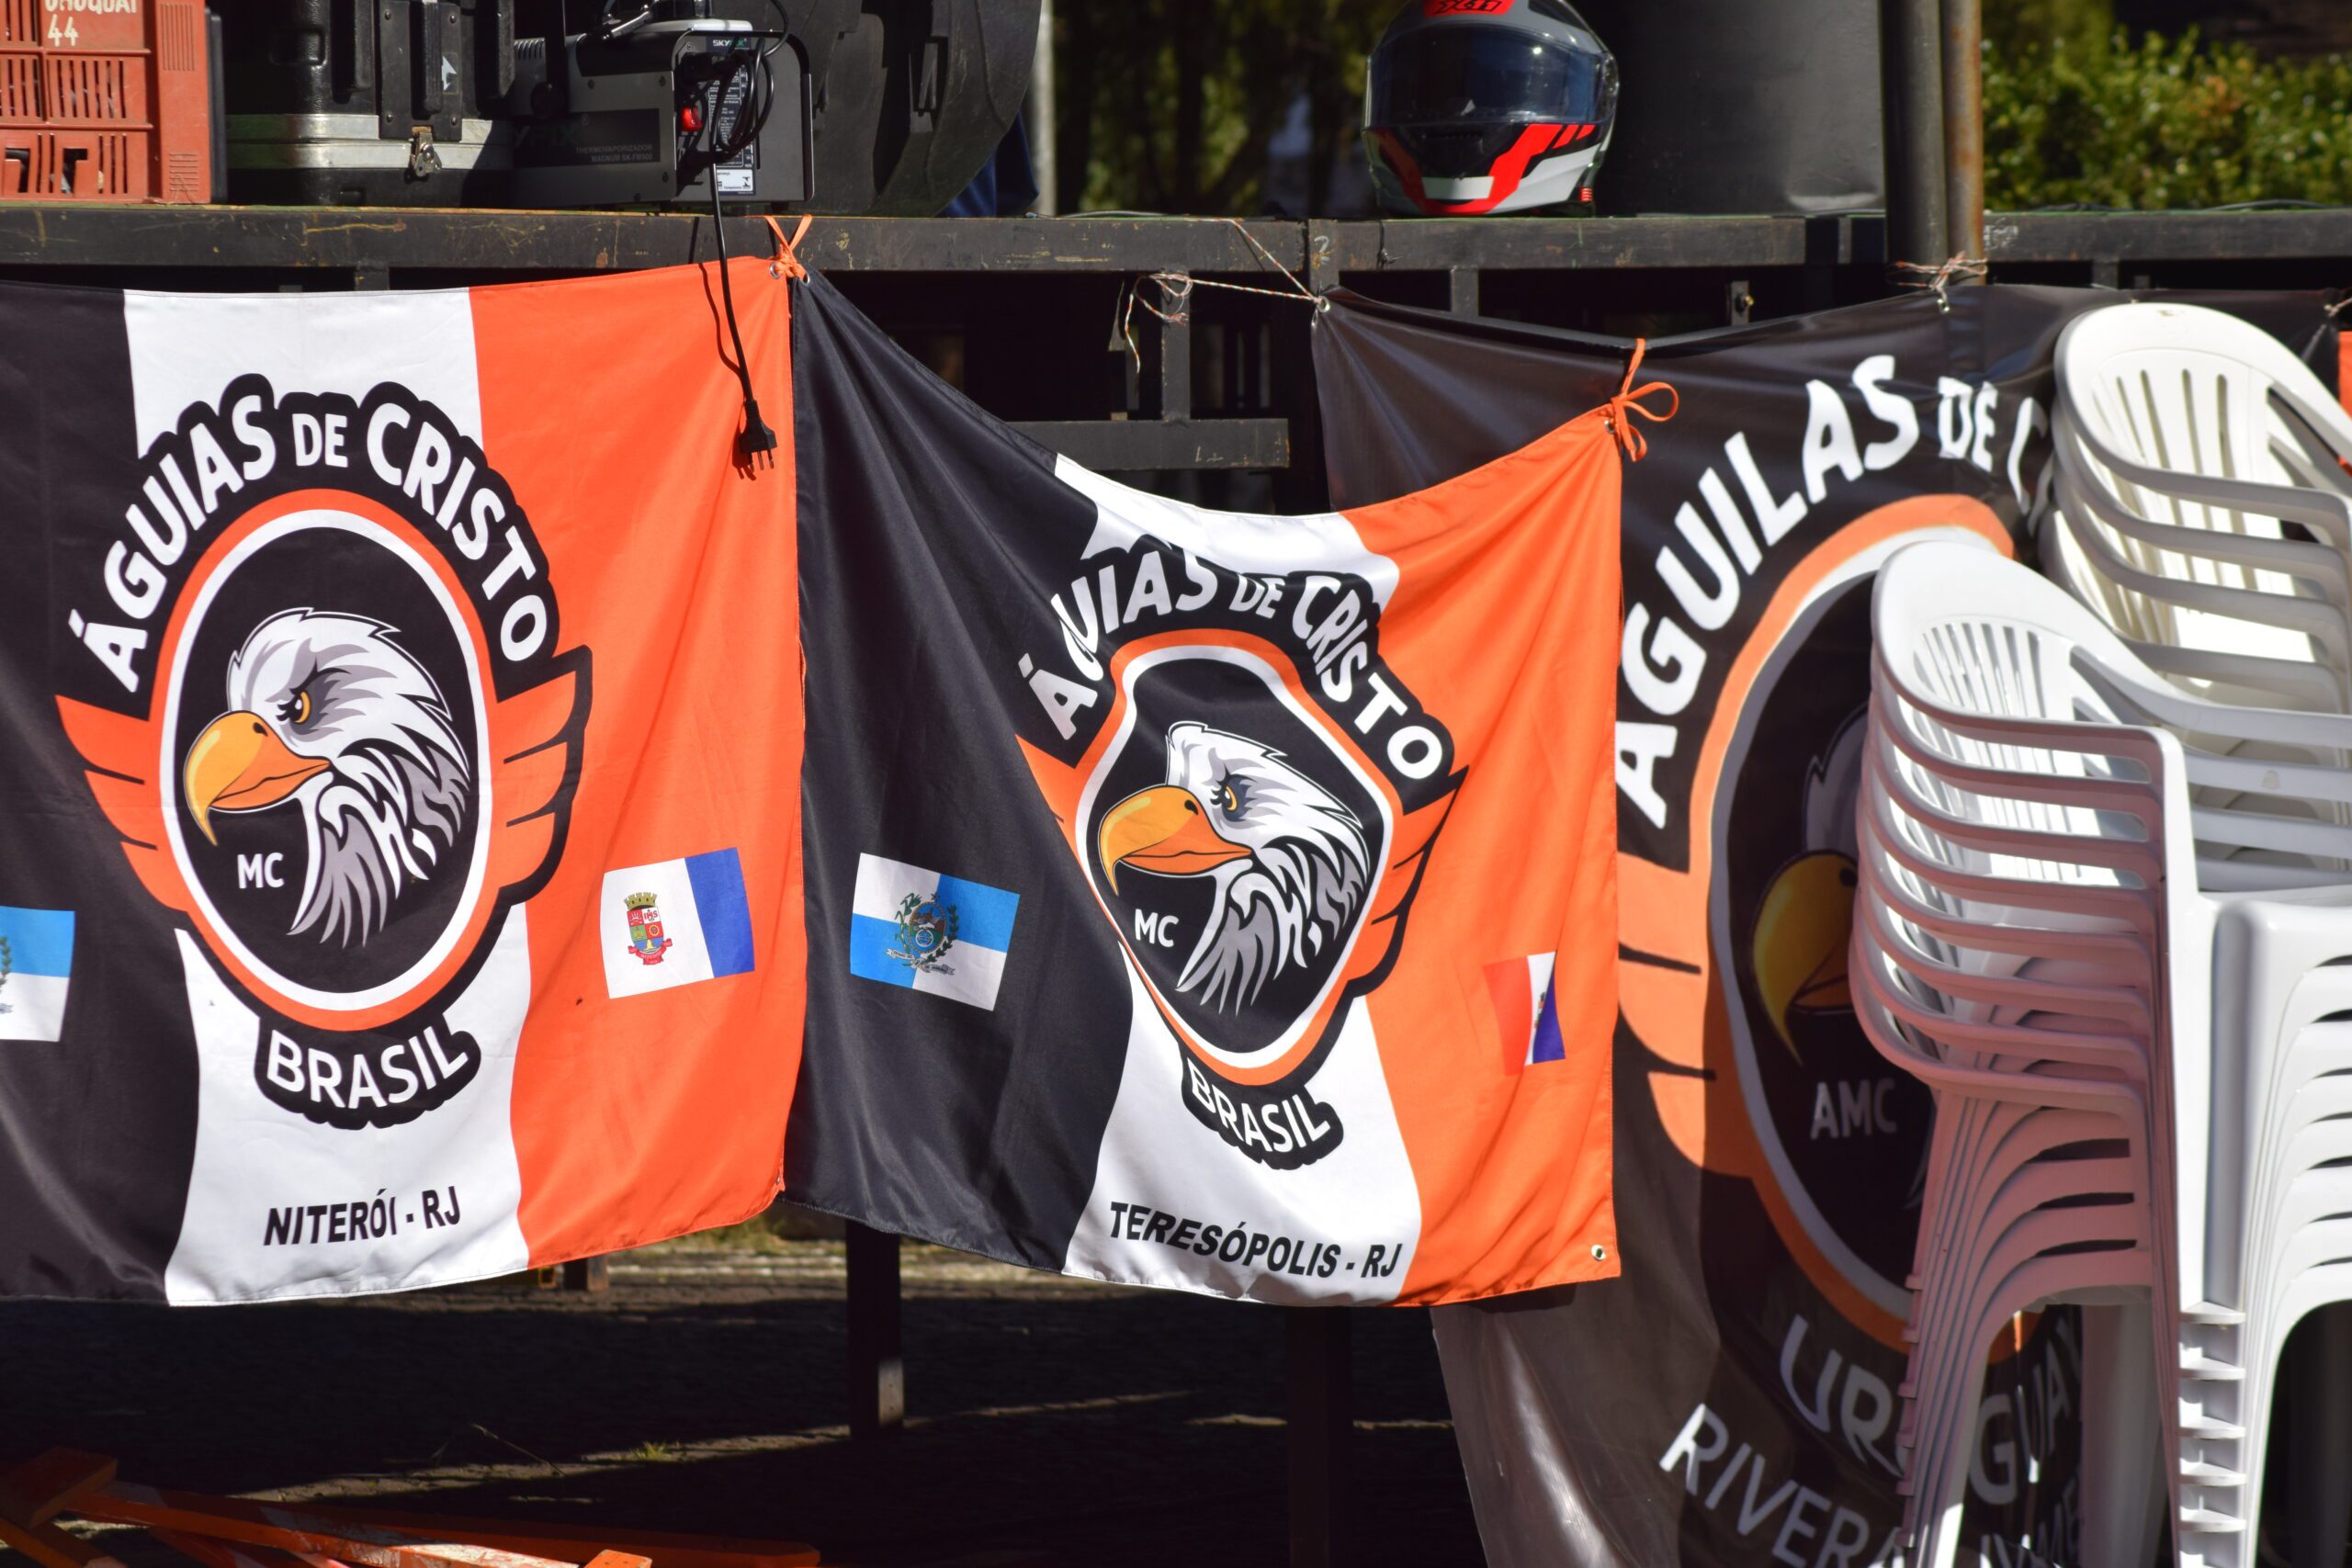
[10,205,2352,274]
[3,206,2347,485]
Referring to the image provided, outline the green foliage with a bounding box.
[1051,1,2352,217]
[1984,0,2112,60]
[1053,1,1387,216]
[1985,28,2352,209]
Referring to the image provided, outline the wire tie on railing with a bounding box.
[1220,217,1329,313]
[1112,217,1332,369]
[1892,254,1988,314]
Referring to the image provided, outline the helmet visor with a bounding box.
[1369,27,1611,126]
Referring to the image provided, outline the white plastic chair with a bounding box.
[2056,301,2352,527]
[1859,539,2352,1568]
[2046,301,2352,716]
[2044,449,2352,714]
[1855,637,2184,1568]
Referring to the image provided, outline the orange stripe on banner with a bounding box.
[466,260,802,1267]
[1337,406,1625,1304]
[2341,326,2352,423]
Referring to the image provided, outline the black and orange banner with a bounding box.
[0,263,803,1303]
[0,262,1634,1312]
[1317,284,2338,1564]
[786,272,1622,1304]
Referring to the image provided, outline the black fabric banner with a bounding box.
[787,271,1628,1305]
[0,284,198,1300]
[1315,285,2336,1565]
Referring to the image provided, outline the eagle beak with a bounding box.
[1098,784,1250,894]
[182,711,330,845]
[1751,850,1857,1061]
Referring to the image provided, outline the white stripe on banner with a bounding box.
[162,916,532,1303]
[1061,967,1422,1305]
[124,289,533,1303]
[122,288,485,446]
[1054,457,1402,611]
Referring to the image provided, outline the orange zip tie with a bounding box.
[1605,337,1678,462]
[763,214,811,281]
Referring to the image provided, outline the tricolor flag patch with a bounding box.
[0,906,73,1043]
[599,848,757,1000]
[1486,952,1563,1071]
[849,853,1019,1011]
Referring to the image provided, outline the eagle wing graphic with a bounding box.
[482,665,586,898]
[56,697,188,916]
[57,660,586,927]
[1342,788,1456,1000]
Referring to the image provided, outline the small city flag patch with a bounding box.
[1486,952,1563,1072]
[849,853,1019,1011]
[0,906,74,1043]
[599,848,757,1000]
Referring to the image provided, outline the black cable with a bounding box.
[704,55,776,458]
[594,1,655,43]
[756,0,791,59]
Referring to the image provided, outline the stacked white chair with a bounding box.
[2048,298,2352,1563]
[2043,300,2352,719]
[1855,538,2352,1568]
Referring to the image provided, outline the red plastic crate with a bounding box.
[0,0,209,203]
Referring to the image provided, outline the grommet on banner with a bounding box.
[1591,1244,1608,1261]
[1602,337,1678,462]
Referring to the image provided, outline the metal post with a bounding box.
[1446,265,1478,317]
[846,1221,904,1439]
[1271,220,1337,513]
[1286,1309,1351,1568]
[1027,0,1057,216]
[1159,298,1192,422]
[1941,0,1984,271]
[1878,0,1949,269]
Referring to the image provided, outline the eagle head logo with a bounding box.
[1097,722,1372,1013]
[182,609,471,947]
[56,492,585,1040]
[1019,632,1454,1168]
[1748,706,1867,1063]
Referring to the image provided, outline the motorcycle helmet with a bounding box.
[1363,0,1620,217]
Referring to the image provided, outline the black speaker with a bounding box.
[1567,0,1883,216]
[220,0,518,207]
[768,0,1037,216]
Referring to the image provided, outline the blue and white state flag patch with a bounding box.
[848,854,1019,1011]
[0,906,74,1043]
[600,848,756,1000]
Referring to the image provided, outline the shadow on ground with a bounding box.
[0,1247,1483,1568]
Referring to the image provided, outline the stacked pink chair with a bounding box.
[1855,538,2352,1568]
